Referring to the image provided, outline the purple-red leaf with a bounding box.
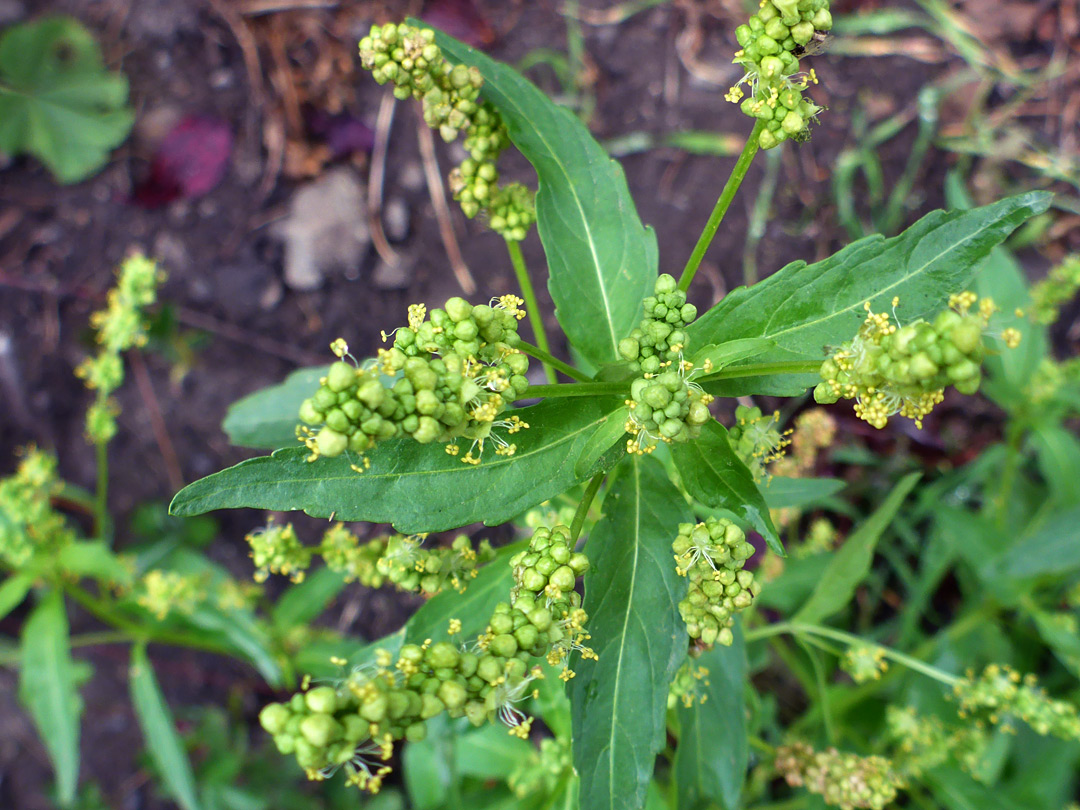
[133,115,232,207]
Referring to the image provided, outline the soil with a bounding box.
[0,0,1075,807]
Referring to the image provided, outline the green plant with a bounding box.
[0,15,134,183]
[6,4,1080,810]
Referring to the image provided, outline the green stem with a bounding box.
[570,473,605,543]
[745,622,961,687]
[63,583,239,659]
[506,240,557,385]
[993,421,1025,527]
[517,341,590,383]
[679,119,766,292]
[698,359,821,382]
[522,381,628,399]
[94,440,109,539]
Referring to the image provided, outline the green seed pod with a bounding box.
[259,703,291,736]
[305,686,339,715]
[300,714,343,748]
[327,361,356,393]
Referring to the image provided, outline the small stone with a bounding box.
[135,106,183,154]
[274,166,370,291]
[153,231,189,273]
[0,1,26,26]
[398,162,425,191]
[372,256,414,290]
[383,198,410,242]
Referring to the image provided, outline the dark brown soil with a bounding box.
[0,0,1074,807]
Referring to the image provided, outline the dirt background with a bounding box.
[1,0,1077,807]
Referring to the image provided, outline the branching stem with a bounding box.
[679,119,766,292]
[506,239,556,384]
[517,341,590,383]
[570,473,605,543]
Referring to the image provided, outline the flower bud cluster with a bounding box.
[814,293,1015,429]
[1030,254,1080,325]
[673,517,760,647]
[726,1,833,149]
[135,569,204,620]
[258,525,593,792]
[953,664,1080,740]
[298,296,531,468]
[508,736,572,800]
[667,660,711,709]
[324,524,495,595]
[75,253,163,443]
[840,644,888,684]
[0,449,74,567]
[618,274,714,454]
[775,742,903,810]
[727,405,792,483]
[243,521,494,596]
[885,706,990,780]
[358,23,536,241]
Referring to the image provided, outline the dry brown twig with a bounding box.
[415,113,477,295]
[369,90,402,268]
[130,351,185,494]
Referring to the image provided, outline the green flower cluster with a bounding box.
[75,253,163,443]
[325,526,495,595]
[953,664,1080,740]
[667,659,711,709]
[358,23,535,241]
[727,405,792,483]
[673,517,760,647]
[775,741,903,810]
[0,449,74,567]
[814,293,1018,429]
[1030,254,1080,325]
[726,0,833,149]
[885,706,991,780]
[259,524,593,792]
[298,296,531,468]
[840,644,888,684]
[618,274,713,454]
[243,521,494,596]
[509,736,573,800]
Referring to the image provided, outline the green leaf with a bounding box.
[270,566,347,630]
[575,404,630,477]
[689,192,1052,396]
[762,477,846,510]
[56,540,134,587]
[674,620,748,810]
[671,420,781,555]
[19,590,81,806]
[943,176,1047,406]
[689,338,773,371]
[987,505,1080,581]
[129,643,203,810]
[0,572,33,621]
[222,366,328,449]
[0,16,134,183]
[430,26,658,368]
[1032,426,1080,507]
[925,767,1028,810]
[569,455,691,810]
[403,721,452,810]
[171,398,624,533]
[794,472,920,624]
[455,724,534,780]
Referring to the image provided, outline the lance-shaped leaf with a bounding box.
[794,472,920,624]
[429,25,658,368]
[130,643,202,810]
[569,456,691,810]
[222,365,328,449]
[689,192,1051,396]
[171,398,623,533]
[671,420,781,555]
[19,590,82,805]
[674,620,749,810]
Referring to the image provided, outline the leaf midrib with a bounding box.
[437,36,625,359]
[758,211,1017,342]
[181,410,611,507]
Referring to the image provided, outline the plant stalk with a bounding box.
[570,473,605,543]
[521,381,628,399]
[94,440,109,539]
[698,359,821,382]
[517,341,590,383]
[506,239,557,384]
[679,119,766,292]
